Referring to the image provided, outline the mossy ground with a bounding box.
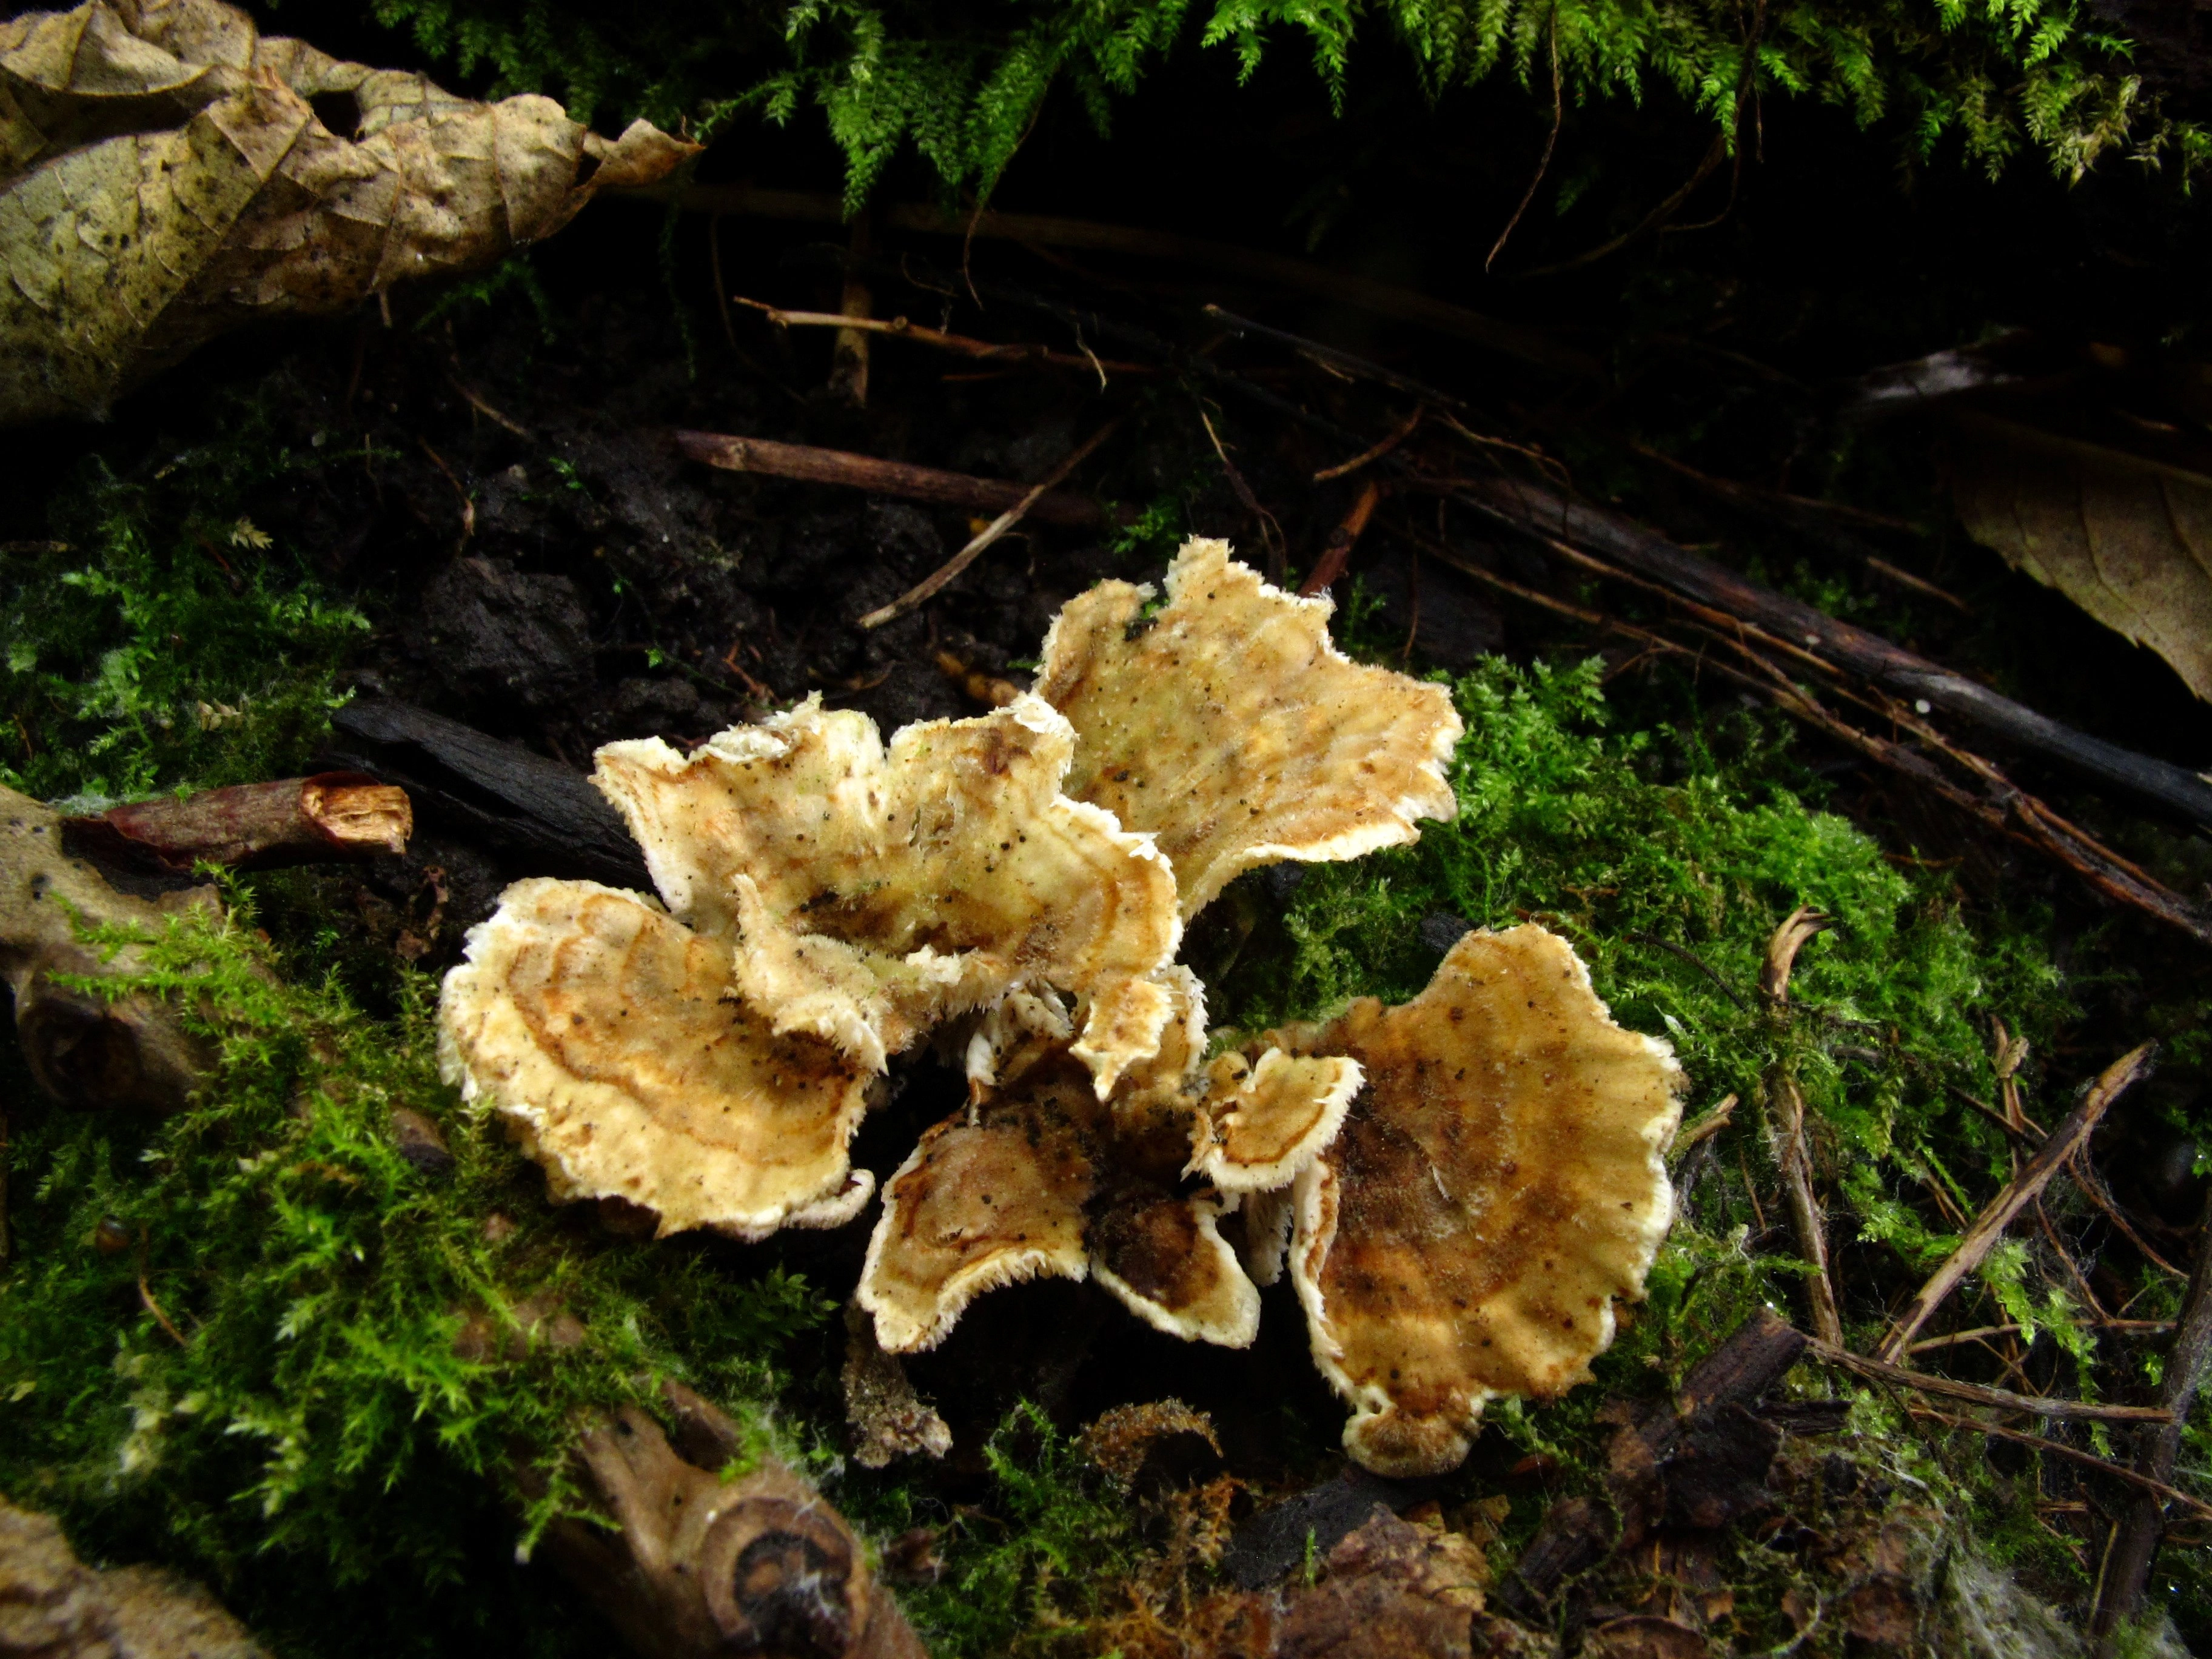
[4,135,2210,1658]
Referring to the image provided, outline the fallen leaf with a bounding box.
[0,0,696,424]
[1951,410,2212,699]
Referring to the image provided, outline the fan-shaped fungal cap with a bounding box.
[1272,924,1683,1477]
[593,694,1181,1092]
[1035,537,1463,918]
[860,969,1293,1353]
[438,877,874,1240]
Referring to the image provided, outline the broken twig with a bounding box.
[1769,1073,1844,1346]
[674,431,1114,527]
[1299,478,1383,597]
[1455,475,2212,837]
[860,418,1122,629]
[1812,1339,2170,1422]
[1875,1044,2158,1362]
[65,774,411,874]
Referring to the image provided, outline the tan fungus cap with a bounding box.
[1271,924,1682,1476]
[1036,537,1463,918]
[438,878,873,1240]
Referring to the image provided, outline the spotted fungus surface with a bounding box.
[1264,924,1684,1476]
[1036,537,1464,917]
[594,692,1181,1091]
[436,541,1687,1476]
[439,879,873,1239]
[858,968,1361,1353]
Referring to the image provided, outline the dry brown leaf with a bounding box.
[1036,537,1463,917]
[439,877,874,1240]
[1269,924,1683,1476]
[594,693,1182,1093]
[0,0,695,423]
[1951,410,2212,699]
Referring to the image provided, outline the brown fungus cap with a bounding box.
[594,694,1181,1094]
[438,878,873,1239]
[858,969,1324,1353]
[1035,537,1463,918]
[1269,924,1683,1477]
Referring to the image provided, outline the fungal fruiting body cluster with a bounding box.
[439,539,1684,1475]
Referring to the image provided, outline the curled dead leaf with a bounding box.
[0,0,696,423]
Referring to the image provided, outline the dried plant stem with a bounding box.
[1298,478,1383,597]
[860,418,1122,630]
[1875,1044,2157,1362]
[2091,1205,2212,1647]
[1811,1340,2170,1422]
[1908,1409,2212,1524]
[733,295,1151,377]
[1768,1073,1843,1346]
[674,431,1112,527]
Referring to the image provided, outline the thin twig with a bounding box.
[1313,406,1424,483]
[734,295,1151,376]
[1769,1072,1843,1345]
[1488,7,1564,270]
[2092,1202,2212,1646]
[447,377,534,440]
[1909,1320,2173,1354]
[1196,402,1287,583]
[1811,1340,2170,1422]
[1908,1409,2212,1523]
[1875,1044,2159,1362]
[1512,133,1728,278]
[1625,931,1751,1011]
[1299,478,1384,597]
[860,418,1122,630]
[2070,1148,2187,1278]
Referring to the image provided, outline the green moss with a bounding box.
[848,1402,1142,1657]
[1203,655,2075,1356]
[1,405,368,805]
[350,0,2204,203]
[0,892,828,1658]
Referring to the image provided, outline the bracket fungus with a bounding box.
[439,878,875,1240]
[1265,925,1685,1477]
[1035,537,1463,916]
[592,692,1180,1091]
[857,967,1362,1353]
[435,538,1683,1478]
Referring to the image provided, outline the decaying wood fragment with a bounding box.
[539,1382,925,1659]
[0,1495,269,1659]
[1503,1309,1810,1617]
[324,699,649,889]
[840,1304,951,1470]
[1874,1043,2157,1362]
[3,784,210,1112]
[674,431,1113,526]
[64,773,409,874]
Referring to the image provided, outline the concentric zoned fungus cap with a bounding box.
[1269,924,1683,1477]
[439,878,874,1240]
[594,694,1180,1093]
[858,969,1340,1353]
[1034,537,1463,918]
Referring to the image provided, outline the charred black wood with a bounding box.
[324,700,648,891]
